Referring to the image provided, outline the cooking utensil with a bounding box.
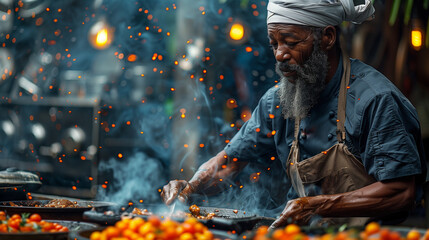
[0,220,98,240]
[0,200,116,221]
[0,168,42,201]
[82,204,274,234]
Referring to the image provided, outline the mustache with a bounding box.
[276,62,300,72]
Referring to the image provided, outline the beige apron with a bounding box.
[286,52,376,226]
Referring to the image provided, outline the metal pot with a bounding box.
[0,167,42,201]
[0,200,116,221]
[0,220,98,240]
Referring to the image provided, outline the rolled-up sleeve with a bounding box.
[361,92,423,181]
[224,87,277,163]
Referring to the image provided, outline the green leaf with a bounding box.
[389,0,401,26]
[240,0,249,9]
[404,0,414,25]
[338,224,348,232]
[21,213,30,221]
[424,0,428,9]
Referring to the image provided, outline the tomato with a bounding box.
[407,229,421,240]
[389,231,401,240]
[58,226,69,232]
[379,228,391,240]
[89,231,101,240]
[19,225,34,232]
[29,213,42,222]
[42,222,55,232]
[7,219,20,230]
[0,224,7,233]
[0,211,6,221]
[129,217,145,232]
[104,226,120,238]
[180,232,194,240]
[10,214,21,220]
[138,222,155,236]
[284,224,301,235]
[148,215,161,227]
[181,222,196,234]
[365,222,380,236]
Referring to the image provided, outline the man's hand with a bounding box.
[269,176,416,229]
[270,197,314,229]
[160,150,248,206]
[161,180,194,205]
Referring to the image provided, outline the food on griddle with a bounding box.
[129,204,216,220]
[131,207,152,216]
[7,199,89,208]
[0,211,68,233]
[89,216,215,240]
[186,204,216,220]
[189,204,200,216]
[43,199,81,208]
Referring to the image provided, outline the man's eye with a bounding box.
[286,42,298,47]
[269,43,278,49]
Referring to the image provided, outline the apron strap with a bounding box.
[294,117,301,140]
[336,52,351,143]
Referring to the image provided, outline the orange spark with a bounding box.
[127,54,137,62]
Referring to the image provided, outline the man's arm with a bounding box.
[161,150,248,205]
[270,176,415,227]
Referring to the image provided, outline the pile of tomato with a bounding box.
[0,211,68,233]
[89,216,215,240]
[251,222,429,240]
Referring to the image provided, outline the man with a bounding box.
[162,0,427,227]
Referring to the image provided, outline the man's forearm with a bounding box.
[310,176,416,217]
[188,150,248,194]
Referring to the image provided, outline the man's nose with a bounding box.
[275,45,291,62]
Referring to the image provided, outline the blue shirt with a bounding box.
[224,57,426,202]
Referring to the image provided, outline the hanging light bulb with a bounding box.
[88,17,114,50]
[229,23,244,41]
[227,20,250,44]
[410,18,424,51]
[411,29,423,50]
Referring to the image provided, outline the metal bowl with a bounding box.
[0,220,98,240]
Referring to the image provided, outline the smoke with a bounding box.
[1,0,285,218]
[97,151,166,204]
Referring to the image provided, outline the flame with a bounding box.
[229,23,244,41]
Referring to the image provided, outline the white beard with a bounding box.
[277,47,329,119]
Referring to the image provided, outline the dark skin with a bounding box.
[161,23,417,228]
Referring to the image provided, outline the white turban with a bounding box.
[267,0,375,27]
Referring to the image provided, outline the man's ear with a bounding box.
[321,26,336,51]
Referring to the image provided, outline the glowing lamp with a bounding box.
[229,23,244,41]
[411,30,423,50]
[88,18,114,50]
